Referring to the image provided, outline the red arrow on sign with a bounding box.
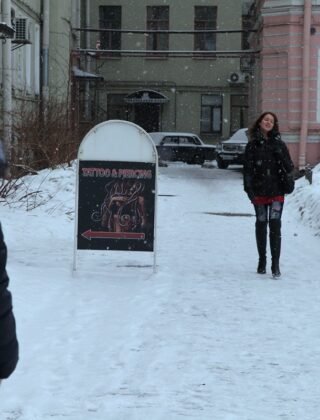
[81,230,145,240]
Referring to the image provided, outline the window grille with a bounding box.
[15,18,27,40]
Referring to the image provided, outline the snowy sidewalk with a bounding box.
[0,163,319,419]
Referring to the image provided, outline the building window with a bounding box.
[146,6,169,55]
[230,95,248,133]
[194,6,217,56]
[26,42,31,92]
[201,95,222,134]
[107,94,129,120]
[99,6,121,55]
[242,14,251,51]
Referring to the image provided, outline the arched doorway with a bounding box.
[124,90,169,132]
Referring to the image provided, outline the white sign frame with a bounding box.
[73,120,158,273]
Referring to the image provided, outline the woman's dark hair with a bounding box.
[248,111,279,141]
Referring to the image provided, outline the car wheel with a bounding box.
[217,156,229,169]
[193,154,205,165]
[158,159,168,167]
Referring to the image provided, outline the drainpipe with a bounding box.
[42,0,50,110]
[71,0,80,50]
[2,0,12,160]
[84,0,91,120]
[76,0,81,44]
[71,0,81,129]
[298,0,312,169]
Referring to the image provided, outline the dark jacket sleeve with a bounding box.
[0,224,19,379]
[273,140,294,173]
[243,142,255,201]
[281,141,294,173]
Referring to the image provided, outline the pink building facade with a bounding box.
[250,0,320,168]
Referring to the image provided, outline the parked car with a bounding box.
[215,128,248,169]
[149,132,216,165]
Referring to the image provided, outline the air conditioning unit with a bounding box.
[14,18,29,42]
[228,72,249,84]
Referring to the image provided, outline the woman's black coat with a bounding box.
[243,130,294,200]
[0,224,18,379]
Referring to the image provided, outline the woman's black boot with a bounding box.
[257,258,266,274]
[270,219,281,278]
[271,260,281,277]
[256,221,267,274]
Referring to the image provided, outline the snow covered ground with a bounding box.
[0,161,319,420]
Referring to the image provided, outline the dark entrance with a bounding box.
[124,89,169,133]
[134,104,160,132]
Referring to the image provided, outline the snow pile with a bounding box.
[286,163,320,236]
[1,165,76,216]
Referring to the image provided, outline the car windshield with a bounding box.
[225,128,248,143]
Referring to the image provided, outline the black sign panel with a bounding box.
[77,161,156,251]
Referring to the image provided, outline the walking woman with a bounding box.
[243,112,294,277]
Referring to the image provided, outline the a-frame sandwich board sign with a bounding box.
[73,120,158,272]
